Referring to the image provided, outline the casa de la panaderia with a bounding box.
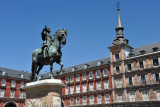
[1,8,160,107]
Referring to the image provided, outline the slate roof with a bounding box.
[130,42,160,57]
[0,67,30,80]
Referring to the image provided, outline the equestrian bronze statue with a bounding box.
[30,26,67,81]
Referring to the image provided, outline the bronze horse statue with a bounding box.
[30,29,67,81]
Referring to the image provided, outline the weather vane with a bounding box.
[116,1,120,11]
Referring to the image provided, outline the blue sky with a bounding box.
[0,0,160,73]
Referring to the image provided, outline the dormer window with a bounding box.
[153,59,159,66]
[19,74,23,78]
[98,61,102,66]
[153,47,159,52]
[72,67,76,72]
[129,53,134,57]
[140,50,146,55]
[84,64,88,69]
[0,71,6,76]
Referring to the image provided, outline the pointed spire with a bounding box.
[115,2,124,38]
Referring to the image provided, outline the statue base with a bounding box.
[24,79,65,107]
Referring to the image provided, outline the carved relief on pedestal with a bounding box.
[28,98,43,107]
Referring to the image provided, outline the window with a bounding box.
[70,75,74,82]
[116,78,122,88]
[0,71,5,75]
[76,97,80,105]
[115,53,120,60]
[20,82,24,88]
[83,96,87,105]
[153,59,159,66]
[19,74,23,78]
[140,50,146,55]
[82,84,87,92]
[76,85,80,93]
[84,64,88,69]
[141,75,146,84]
[97,94,102,104]
[98,61,102,66]
[104,80,109,89]
[115,66,120,73]
[70,97,74,105]
[65,87,68,95]
[89,82,94,91]
[20,91,24,98]
[10,90,15,98]
[127,64,132,71]
[128,91,135,102]
[76,74,80,81]
[70,86,74,94]
[156,89,160,99]
[0,89,5,97]
[129,77,133,86]
[89,72,93,79]
[96,81,101,90]
[155,73,160,82]
[11,80,16,87]
[90,95,94,104]
[103,68,108,76]
[65,76,69,83]
[129,53,134,57]
[139,61,144,69]
[153,47,159,52]
[96,70,101,78]
[82,73,86,80]
[142,90,149,101]
[105,94,110,103]
[72,67,75,72]
[1,79,6,86]
[117,92,123,102]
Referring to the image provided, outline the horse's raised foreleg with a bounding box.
[56,61,64,74]
[50,63,54,79]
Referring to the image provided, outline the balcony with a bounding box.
[125,64,160,73]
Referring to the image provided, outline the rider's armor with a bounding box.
[41,26,52,58]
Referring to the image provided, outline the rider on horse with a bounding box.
[41,25,52,58]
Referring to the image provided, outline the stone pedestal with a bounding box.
[24,79,65,107]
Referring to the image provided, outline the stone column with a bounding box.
[24,79,65,107]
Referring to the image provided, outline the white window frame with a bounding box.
[116,78,122,88]
[65,86,68,95]
[89,71,93,79]
[96,81,101,90]
[11,80,16,87]
[70,86,74,94]
[82,83,87,92]
[70,97,74,105]
[76,85,80,93]
[76,97,80,105]
[103,68,108,76]
[104,80,109,89]
[117,92,123,102]
[128,91,135,102]
[90,95,94,104]
[65,76,69,83]
[89,82,94,91]
[105,94,110,103]
[19,74,24,78]
[82,73,86,81]
[97,94,102,104]
[0,89,5,97]
[96,70,101,78]
[19,91,24,98]
[10,90,15,98]
[141,90,149,101]
[76,74,80,81]
[20,82,24,88]
[70,75,74,82]
[83,96,87,105]
[1,79,6,86]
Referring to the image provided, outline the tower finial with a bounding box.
[116,1,120,11]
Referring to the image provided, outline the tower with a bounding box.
[108,2,133,102]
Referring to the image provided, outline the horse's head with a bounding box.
[54,28,67,45]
